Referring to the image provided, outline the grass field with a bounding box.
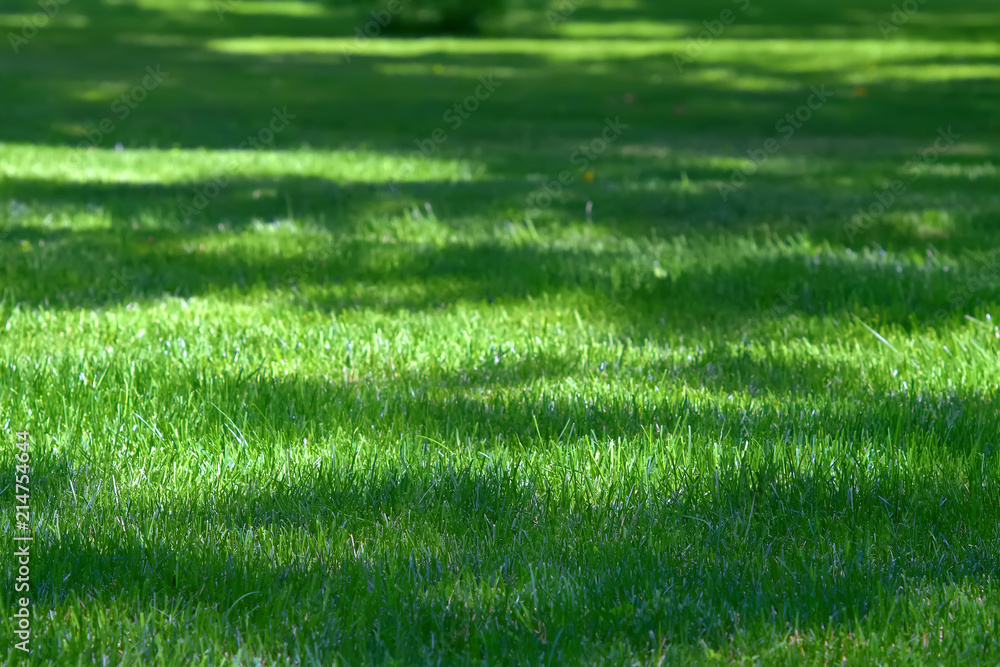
[2,0,1000,664]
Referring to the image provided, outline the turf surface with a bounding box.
[2,0,1000,664]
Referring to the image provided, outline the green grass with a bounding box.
[2,0,1000,664]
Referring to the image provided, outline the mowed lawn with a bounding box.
[2,0,1000,664]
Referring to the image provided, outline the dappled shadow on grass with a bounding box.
[86,348,1000,462]
[4,0,1000,338]
[5,1,1000,658]
[16,407,1000,661]
[6,144,999,237]
[563,0,1000,43]
[0,175,378,235]
[9,46,1000,150]
[3,158,1000,336]
[5,0,1000,45]
[4,221,1000,345]
[9,342,999,659]
[3,0,1000,150]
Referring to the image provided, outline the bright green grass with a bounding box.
[2,0,1000,664]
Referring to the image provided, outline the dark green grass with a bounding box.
[2,0,1000,664]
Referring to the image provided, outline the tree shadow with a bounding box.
[9,361,998,660]
[41,346,995,458]
[3,0,998,307]
[4,173,1000,343]
[2,0,999,149]
[4,0,1000,661]
[561,0,1000,42]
